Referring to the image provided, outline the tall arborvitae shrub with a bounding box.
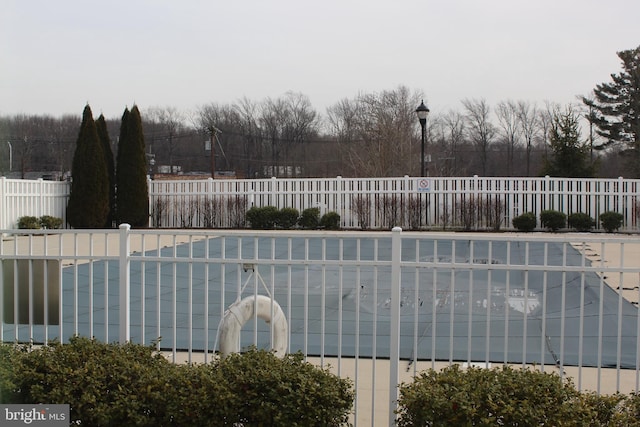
[95,114,116,228]
[116,106,149,227]
[67,105,109,228]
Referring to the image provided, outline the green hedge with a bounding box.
[298,207,320,229]
[245,205,279,229]
[396,364,640,426]
[0,338,354,426]
[320,211,341,230]
[568,212,595,232]
[276,207,300,229]
[600,211,624,233]
[512,212,536,232]
[17,215,63,229]
[540,209,567,232]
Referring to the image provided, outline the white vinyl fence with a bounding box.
[2,227,640,426]
[2,175,639,231]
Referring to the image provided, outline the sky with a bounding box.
[1,0,638,120]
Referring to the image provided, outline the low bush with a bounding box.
[600,211,624,233]
[298,207,320,229]
[202,349,354,426]
[276,207,299,229]
[397,365,605,426]
[512,212,536,232]
[39,215,63,229]
[17,216,40,229]
[245,205,279,229]
[5,337,172,425]
[540,209,567,232]
[17,215,64,230]
[320,211,341,230]
[568,212,595,232]
[2,338,354,426]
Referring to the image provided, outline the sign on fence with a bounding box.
[417,178,431,192]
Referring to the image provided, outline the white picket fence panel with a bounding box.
[2,175,639,231]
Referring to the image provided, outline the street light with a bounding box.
[415,100,430,176]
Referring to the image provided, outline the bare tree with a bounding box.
[462,98,495,176]
[578,93,606,164]
[538,101,558,165]
[234,97,261,178]
[326,97,359,175]
[326,86,422,177]
[279,92,318,177]
[259,96,288,177]
[441,110,466,176]
[516,101,539,176]
[146,106,186,172]
[496,100,521,175]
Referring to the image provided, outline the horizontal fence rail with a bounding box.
[2,175,639,231]
[2,227,640,425]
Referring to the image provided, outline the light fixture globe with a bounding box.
[415,100,430,122]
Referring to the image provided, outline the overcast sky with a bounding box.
[1,0,638,119]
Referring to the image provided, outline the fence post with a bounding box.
[119,223,131,343]
[0,176,5,230]
[389,226,402,426]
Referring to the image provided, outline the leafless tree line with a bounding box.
[0,86,625,179]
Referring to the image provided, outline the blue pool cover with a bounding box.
[6,236,638,368]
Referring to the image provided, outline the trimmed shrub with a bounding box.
[600,211,624,233]
[615,392,640,425]
[246,206,279,229]
[39,215,63,229]
[396,365,592,426]
[568,212,595,232]
[0,343,23,403]
[277,207,300,229]
[298,207,320,229]
[3,339,354,426]
[17,216,40,229]
[202,349,353,426]
[512,212,536,232]
[7,337,172,425]
[320,211,341,230]
[540,209,566,232]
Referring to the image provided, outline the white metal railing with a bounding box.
[2,175,639,231]
[1,227,640,426]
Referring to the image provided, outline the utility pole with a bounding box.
[207,126,222,179]
[209,127,216,179]
[6,141,12,172]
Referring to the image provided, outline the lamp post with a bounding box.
[415,100,430,176]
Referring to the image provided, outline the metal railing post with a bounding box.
[389,226,402,426]
[119,223,131,343]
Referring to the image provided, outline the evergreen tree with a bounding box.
[95,114,116,228]
[583,45,640,177]
[541,106,596,178]
[67,105,109,228]
[116,105,149,227]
